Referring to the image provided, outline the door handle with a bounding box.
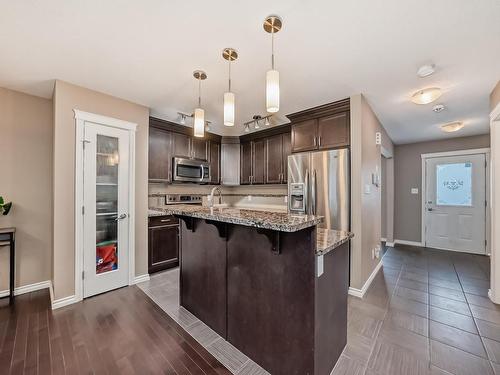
[427,208,433,212]
[312,170,317,215]
[114,213,128,221]
[305,169,310,214]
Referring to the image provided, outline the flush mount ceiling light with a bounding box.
[222,48,238,126]
[441,121,464,133]
[417,64,436,78]
[411,87,442,105]
[193,70,207,138]
[263,15,282,113]
[432,104,446,113]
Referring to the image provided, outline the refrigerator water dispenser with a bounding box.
[289,183,305,213]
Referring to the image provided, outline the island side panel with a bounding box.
[180,218,227,337]
[227,226,317,375]
[314,241,349,375]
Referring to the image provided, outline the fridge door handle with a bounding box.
[305,169,310,215]
[312,169,317,215]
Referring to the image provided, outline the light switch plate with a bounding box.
[411,188,419,195]
[316,255,324,277]
[364,184,371,194]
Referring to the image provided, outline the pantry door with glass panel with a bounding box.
[83,122,130,297]
[424,153,486,254]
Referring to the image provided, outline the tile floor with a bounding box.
[139,244,497,375]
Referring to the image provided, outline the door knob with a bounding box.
[114,213,128,221]
[427,208,433,212]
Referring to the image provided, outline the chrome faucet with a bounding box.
[209,186,222,208]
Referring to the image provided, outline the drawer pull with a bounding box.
[160,219,172,223]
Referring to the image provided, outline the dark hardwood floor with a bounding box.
[0,286,231,375]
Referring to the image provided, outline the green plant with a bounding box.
[0,196,12,215]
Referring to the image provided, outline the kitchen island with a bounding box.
[150,205,353,375]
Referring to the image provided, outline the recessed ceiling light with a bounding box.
[411,87,442,105]
[441,121,464,133]
[417,64,436,78]
[433,104,445,113]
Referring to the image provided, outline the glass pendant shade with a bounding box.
[193,108,205,137]
[266,69,280,113]
[223,92,235,126]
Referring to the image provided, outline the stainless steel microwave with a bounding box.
[172,157,211,183]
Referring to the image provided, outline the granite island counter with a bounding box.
[149,204,353,375]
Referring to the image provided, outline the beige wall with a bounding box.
[0,87,53,291]
[350,94,394,290]
[491,81,500,112]
[394,134,490,243]
[53,80,149,300]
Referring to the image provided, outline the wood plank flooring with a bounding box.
[0,285,231,375]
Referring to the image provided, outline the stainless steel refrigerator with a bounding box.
[288,149,350,231]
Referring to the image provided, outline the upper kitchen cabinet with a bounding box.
[288,98,350,153]
[148,117,221,183]
[239,125,291,185]
[149,126,172,182]
[192,138,208,161]
[209,141,220,184]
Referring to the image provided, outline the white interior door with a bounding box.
[83,122,130,297]
[424,153,486,254]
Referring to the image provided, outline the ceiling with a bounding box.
[1,0,499,143]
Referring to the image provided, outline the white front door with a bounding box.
[424,153,486,254]
[83,122,131,297]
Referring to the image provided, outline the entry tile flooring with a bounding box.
[139,244,497,375]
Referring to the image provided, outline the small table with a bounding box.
[0,227,15,301]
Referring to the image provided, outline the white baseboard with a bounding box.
[52,294,79,310]
[394,239,423,247]
[348,259,383,299]
[386,241,395,247]
[133,274,150,284]
[0,280,52,298]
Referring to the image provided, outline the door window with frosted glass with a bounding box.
[436,162,472,206]
[96,135,119,274]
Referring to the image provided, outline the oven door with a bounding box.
[173,157,210,183]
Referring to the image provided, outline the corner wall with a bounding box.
[0,87,53,292]
[52,80,149,301]
[350,94,394,291]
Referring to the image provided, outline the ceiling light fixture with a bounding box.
[193,70,207,138]
[417,64,436,78]
[432,104,445,113]
[441,121,464,133]
[263,15,282,113]
[411,87,442,105]
[222,48,238,126]
[178,112,188,125]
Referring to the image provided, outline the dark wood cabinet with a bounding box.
[265,134,284,184]
[172,132,191,158]
[282,132,291,183]
[289,98,351,153]
[148,216,179,273]
[291,119,317,152]
[240,141,252,185]
[191,138,208,161]
[317,112,350,149]
[209,141,220,184]
[252,139,265,184]
[149,127,172,182]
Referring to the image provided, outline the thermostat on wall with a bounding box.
[411,188,419,194]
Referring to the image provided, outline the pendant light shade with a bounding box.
[223,91,235,126]
[222,48,238,127]
[193,70,207,138]
[193,108,205,137]
[266,69,280,113]
[263,15,282,113]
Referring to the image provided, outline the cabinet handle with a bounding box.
[313,137,317,147]
[160,219,172,223]
[318,136,321,147]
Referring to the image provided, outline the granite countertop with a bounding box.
[316,228,354,255]
[148,208,166,217]
[149,204,323,232]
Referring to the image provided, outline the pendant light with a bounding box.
[222,48,238,126]
[263,15,282,113]
[193,70,207,138]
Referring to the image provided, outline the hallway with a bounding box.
[335,244,495,375]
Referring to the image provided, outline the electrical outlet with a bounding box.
[374,245,381,259]
[247,195,252,201]
[371,248,375,259]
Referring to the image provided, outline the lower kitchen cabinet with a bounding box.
[148,216,179,273]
